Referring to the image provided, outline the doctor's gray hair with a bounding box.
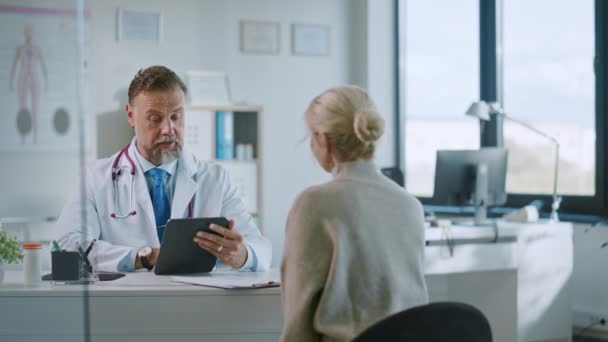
[128,65,187,104]
[305,85,384,162]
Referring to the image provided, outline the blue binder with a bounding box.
[216,111,234,159]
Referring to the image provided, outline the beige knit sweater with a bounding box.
[280,159,429,342]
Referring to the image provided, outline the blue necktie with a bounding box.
[147,168,171,242]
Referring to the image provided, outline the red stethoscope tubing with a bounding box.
[110,144,193,219]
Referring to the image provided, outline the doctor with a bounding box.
[56,65,271,272]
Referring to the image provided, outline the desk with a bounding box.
[426,221,573,342]
[0,271,282,342]
[0,221,572,342]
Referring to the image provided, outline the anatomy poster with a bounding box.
[0,3,91,148]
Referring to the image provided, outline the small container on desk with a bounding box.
[22,242,43,286]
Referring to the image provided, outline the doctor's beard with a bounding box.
[149,135,182,165]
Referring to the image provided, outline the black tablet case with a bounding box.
[154,217,229,275]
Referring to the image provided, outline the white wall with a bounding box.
[367,0,396,168]
[342,0,397,168]
[91,0,229,158]
[221,0,351,265]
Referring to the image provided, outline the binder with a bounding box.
[215,111,234,159]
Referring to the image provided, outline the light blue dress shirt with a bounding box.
[117,144,257,271]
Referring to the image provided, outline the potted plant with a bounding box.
[0,231,23,283]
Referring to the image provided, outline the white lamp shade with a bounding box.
[465,101,491,121]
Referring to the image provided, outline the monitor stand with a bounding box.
[449,163,496,228]
[474,163,490,226]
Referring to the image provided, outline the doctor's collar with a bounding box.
[131,141,178,176]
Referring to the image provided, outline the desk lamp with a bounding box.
[465,101,561,222]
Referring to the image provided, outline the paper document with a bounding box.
[172,269,280,289]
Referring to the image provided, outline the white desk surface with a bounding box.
[1,221,571,294]
[0,269,281,296]
[426,223,515,241]
[424,219,567,239]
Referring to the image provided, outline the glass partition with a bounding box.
[0,0,92,339]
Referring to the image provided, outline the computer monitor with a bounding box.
[432,148,508,223]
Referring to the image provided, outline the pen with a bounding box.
[79,244,92,272]
[251,281,280,288]
[52,240,60,251]
[85,239,97,256]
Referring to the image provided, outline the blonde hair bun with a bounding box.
[353,109,384,143]
[305,85,385,161]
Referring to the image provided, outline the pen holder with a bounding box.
[51,251,82,281]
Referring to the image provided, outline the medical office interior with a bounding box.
[0,0,606,341]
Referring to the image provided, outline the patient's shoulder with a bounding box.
[292,184,326,208]
[289,184,337,219]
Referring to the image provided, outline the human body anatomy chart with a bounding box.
[0,4,91,147]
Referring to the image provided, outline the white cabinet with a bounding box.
[426,221,573,342]
[184,105,263,228]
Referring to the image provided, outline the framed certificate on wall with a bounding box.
[117,8,162,43]
[291,23,330,56]
[240,20,280,54]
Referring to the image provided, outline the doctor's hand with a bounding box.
[193,219,248,269]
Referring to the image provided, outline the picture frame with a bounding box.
[117,8,162,43]
[186,70,232,105]
[291,23,330,56]
[239,20,280,54]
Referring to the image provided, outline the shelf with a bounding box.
[215,159,258,164]
[187,104,262,112]
[184,105,263,228]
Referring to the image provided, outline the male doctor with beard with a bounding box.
[56,65,271,272]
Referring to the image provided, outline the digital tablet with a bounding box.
[154,217,229,275]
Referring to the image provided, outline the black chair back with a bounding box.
[380,167,404,187]
[353,302,492,342]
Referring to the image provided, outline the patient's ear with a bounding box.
[321,133,333,155]
[313,131,331,155]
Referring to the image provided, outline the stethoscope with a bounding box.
[110,143,193,219]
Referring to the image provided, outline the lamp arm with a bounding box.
[499,114,559,145]
[553,144,559,202]
[499,113,560,203]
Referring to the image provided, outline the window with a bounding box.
[399,0,480,197]
[503,0,595,196]
[397,0,606,215]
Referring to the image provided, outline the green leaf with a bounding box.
[0,231,23,264]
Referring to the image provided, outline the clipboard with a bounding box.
[172,270,281,289]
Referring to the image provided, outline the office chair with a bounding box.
[353,302,492,342]
[380,167,404,187]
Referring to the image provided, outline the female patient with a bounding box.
[280,86,428,341]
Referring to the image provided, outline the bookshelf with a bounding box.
[184,104,263,229]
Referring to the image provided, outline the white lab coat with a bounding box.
[55,140,271,272]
